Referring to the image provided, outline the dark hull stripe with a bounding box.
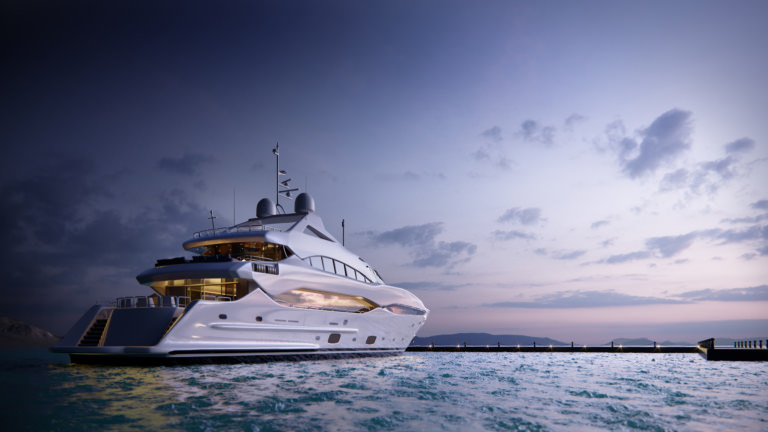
[68,347,404,365]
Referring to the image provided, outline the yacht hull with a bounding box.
[52,290,426,365]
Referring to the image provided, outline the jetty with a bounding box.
[696,338,768,362]
[407,342,695,354]
[407,338,768,361]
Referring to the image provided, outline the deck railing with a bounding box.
[192,224,282,239]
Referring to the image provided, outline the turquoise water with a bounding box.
[2,349,766,431]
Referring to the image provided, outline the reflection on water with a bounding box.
[2,349,767,431]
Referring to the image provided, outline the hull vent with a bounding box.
[253,263,279,275]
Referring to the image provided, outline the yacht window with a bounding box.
[309,256,323,270]
[150,278,249,302]
[322,257,335,273]
[304,256,373,284]
[384,304,427,316]
[346,264,357,279]
[355,270,366,282]
[199,242,292,262]
[328,333,341,344]
[366,336,377,345]
[273,288,378,313]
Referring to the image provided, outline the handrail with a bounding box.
[192,224,283,239]
[115,295,190,309]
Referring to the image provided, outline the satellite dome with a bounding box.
[257,198,277,218]
[295,193,315,213]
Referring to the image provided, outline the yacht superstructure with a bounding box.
[52,179,428,364]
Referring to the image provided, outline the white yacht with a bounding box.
[52,164,428,364]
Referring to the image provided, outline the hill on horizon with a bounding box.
[412,332,567,346]
[0,317,60,346]
[601,337,694,346]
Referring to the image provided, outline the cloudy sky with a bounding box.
[2,1,766,344]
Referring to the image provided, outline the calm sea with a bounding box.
[1,349,766,431]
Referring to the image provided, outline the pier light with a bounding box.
[517,344,520,348]
[549,344,553,349]
[619,344,623,349]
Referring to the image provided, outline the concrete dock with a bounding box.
[696,338,768,361]
[407,345,696,354]
[407,338,768,361]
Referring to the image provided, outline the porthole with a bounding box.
[219,314,227,320]
[328,333,341,344]
[366,336,377,345]
[255,316,263,322]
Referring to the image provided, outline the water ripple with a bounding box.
[2,351,767,431]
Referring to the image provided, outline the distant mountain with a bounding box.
[604,337,694,346]
[0,317,60,346]
[412,332,567,346]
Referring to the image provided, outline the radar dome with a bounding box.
[257,198,277,218]
[295,193,315,213]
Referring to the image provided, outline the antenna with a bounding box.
[233,188,236,225]
[272,142,298,213]
[342,219,345,246]
[208,210,216,231]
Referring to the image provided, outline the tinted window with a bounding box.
[322,257,335,273]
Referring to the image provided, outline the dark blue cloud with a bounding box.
[604,251,652,264]
[497,207,542,225]
[520,120,556,146]
[751,200,768,211]
[392,281,469,291]
[370,222,442,247]
[598,222,768,265]
[474,126,513,170]
[493,230,536,241]
[659,168,689,191]
[0,158,209,333]
[617,109,693,178]
[481,126,502,142]
[158,152,215,176]
[485,290,685,309]
[367,222,476,269]
[724,137,755,154]
[564,113,586,129]
[551,250,587,260]
[485,285,768,309]
[645,233,697,257]
[531,248,586,260]
[413,241,477,268]
[679,285,768,302]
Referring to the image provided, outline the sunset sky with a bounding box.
[2,1,766,344]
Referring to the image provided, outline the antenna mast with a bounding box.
[272,143,298,213]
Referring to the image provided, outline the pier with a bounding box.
[407,338,768,361]
[407,344,696,354]
[696,338,768,362]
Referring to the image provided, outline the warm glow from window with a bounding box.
[151,278,248,301]
[273,288,378,313]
